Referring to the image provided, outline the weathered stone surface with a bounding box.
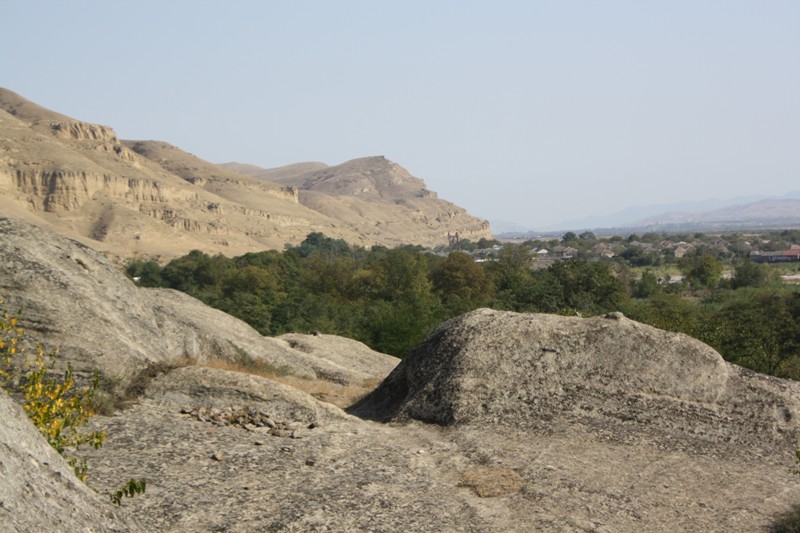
[277,332,398,385]
[353,308,800,453]
[0,390,142,532]
[76,360,800,532]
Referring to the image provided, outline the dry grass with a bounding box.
[97,350,385,414]
[458,467,523,498]
[201,356,290,380]
[273,375,382,408]
[199,355,382,408]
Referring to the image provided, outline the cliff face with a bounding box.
[12,170,184,212]
[0,88,491,260]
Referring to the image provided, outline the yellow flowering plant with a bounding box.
[0,300,106,481]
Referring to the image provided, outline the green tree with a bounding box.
[161,250,231,298]
[430,252,493,315]
[125,259,164,287]
[362,249,441,356]
[712,292,800,377]
[623,293,700,335]
[549,261,627,314]
[290,232,354,259]
[680,254,723,289]
[633,270,661,298]
[217,266,281,334]
[731,260,777,289]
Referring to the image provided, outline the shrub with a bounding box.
[1,301,146,504]
[1,301,105,481]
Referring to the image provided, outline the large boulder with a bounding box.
[353,308,800,452]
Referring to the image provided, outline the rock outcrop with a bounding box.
[72,309,800,532]
[353,308,800,452]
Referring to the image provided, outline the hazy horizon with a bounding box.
[4,1,798,230]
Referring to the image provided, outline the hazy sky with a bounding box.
[3,1,799,230]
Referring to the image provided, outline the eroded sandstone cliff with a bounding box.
[0,88,491,260]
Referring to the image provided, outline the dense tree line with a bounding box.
[127,232,800,380]
[127,233,627,357]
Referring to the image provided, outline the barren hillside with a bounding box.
[226,156,492,248]
[0,88,490,261]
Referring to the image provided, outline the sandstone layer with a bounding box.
[0,88,491,261]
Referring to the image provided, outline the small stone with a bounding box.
[305,458,316,466]
[254,440,265,446]
[307,421,319,429]
[211,451,224,462]
[263,419,276,429]
[270,428,292,438]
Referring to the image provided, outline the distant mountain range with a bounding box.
[496,193,800,237]
[0,88,490,261]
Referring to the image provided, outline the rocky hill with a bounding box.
[3,218,800,531]
[224,155,492,248]
[0,88,490,261]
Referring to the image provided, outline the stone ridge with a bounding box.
[352,308,800,452]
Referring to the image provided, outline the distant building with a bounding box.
[751,250,800,263]
[552,246,578,259]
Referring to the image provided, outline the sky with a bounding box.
[3,1,799,231]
